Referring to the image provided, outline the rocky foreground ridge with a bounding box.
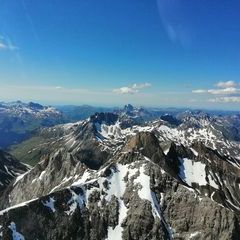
[0,111,239,239]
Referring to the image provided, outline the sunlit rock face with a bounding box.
[0,111,240,239]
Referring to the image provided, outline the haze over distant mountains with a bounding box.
[1,100,239,150]
[0,101,63,149]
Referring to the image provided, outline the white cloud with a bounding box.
[0,42,8,50]
[113,87,139,95]
[132,83,151,89]
[113,83,151,95]
[192,80,240,95]
[192,89,207,93]
[156,0,192,47]
[192,87,240,95]
[0,41,17,51]
[208,87,240,95]
[192,81,240,104]
[215,80,238,88]
[0,35,18,51]
[208,97,240,103]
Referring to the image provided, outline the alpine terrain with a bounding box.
[0,101,63,149]
[0,105,239,240]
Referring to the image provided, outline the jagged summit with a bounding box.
[90,112,119,125]
[123,132,163,158]
[160,114,181,126]
[1,108,240,239]
[28,102,44,110]
[123,104,134,113]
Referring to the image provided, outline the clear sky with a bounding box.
[0,0,240,109]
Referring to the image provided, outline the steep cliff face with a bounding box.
[0,150,28,191]
[0,113,240,240]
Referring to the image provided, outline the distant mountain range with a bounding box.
[1,101,239,151]
[0,101,64,149]
[0,107,240,239]
[57,103,240,123]
[7,103,240,167]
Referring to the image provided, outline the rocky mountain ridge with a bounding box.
[0,110,239,239]
[0,101,63,149]
[0,101,62,119]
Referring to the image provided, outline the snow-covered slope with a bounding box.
[0,101,62,119]
[0,131,239,239]
[0,101,64,149]
[0,111,240,239]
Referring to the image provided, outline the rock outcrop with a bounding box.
[1,112,240,239]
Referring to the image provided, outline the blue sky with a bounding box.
[0,0,240,109]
